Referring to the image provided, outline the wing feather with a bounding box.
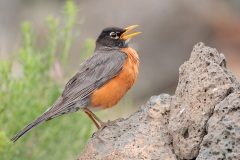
[61,49,127,104]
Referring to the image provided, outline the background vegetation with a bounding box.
[0,1,96,159]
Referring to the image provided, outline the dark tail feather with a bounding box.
[11,98,63,142]
[11,115,47,142]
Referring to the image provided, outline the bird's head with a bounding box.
[96,25,141,48]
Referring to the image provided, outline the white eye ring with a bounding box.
[110,32,119,39]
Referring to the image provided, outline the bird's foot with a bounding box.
[91,118,124,137]
[98,118,124,130]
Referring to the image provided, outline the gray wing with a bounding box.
[60,49,127,105]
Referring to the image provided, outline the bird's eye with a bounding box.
[110,32,119,39]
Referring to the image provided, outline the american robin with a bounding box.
[11,25,141,142]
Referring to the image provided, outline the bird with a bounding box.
[11,25,141,142]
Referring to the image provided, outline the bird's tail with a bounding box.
[11,113,47,142]
[11,98,63,142]
[11,97,81,142]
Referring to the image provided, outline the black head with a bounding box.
[96,25,141,49]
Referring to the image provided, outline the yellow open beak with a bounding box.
[120,25,141,39]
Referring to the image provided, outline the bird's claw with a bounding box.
[99,118,124,130]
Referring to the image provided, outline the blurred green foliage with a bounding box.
[0,1,95,159]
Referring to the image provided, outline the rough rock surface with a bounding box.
[78,42,240,160]
[197,93,240,160]
[79,94,176,160]
[168,42,240,159]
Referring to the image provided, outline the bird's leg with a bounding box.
[83,108,110,129]
[83,108,122,130]
[83,109,100,130]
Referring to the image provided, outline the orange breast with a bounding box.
[90,47,139,109]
